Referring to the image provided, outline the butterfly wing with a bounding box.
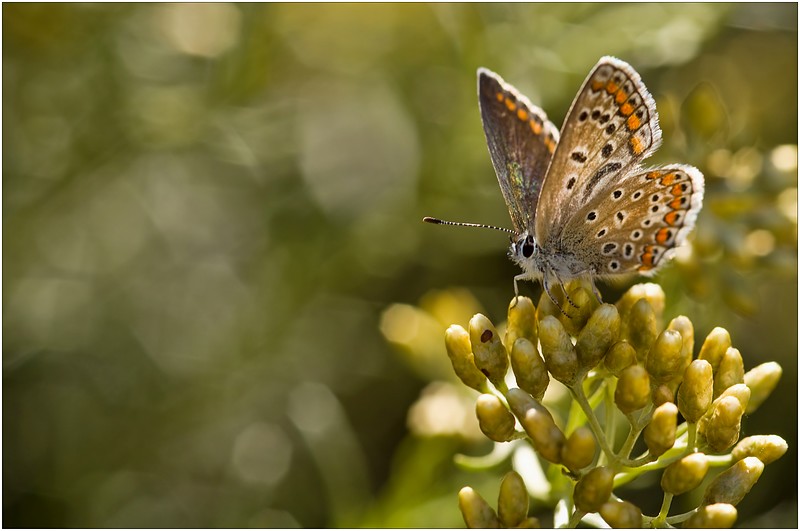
[534,57,662,243]
[561,164,704,276]
[478,68,560,234]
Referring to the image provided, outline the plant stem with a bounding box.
[652,492,673,527]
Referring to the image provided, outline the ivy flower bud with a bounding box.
[683,503,737,528]
[651,384,674,407]
[678,359,713,423]
[560,286,597,337]
[445,325,487,391]
[469,314,509,387]
[458,486,500,528]
[604,341,636,376]
[646,329,684,384]
[743,361,782,413]
[510,338,549,401]
[703,457,764,506]
[497,471,529,528]
[616,283,665,323]
[505,296,537,349]
[713,347,744,399]
[476,394,516,442]
[561,425,596,472]
[625,298,658,362]
[514,516,541,528]
[599,499,643,528]
[704,396,744,453]
[538,316,579,385]
[615,365,650,414]
[731,435,788,465]
[507,388,565,464]
[644,402,678,457]
[666,315,694,386]
[698,327,731,375]
[536,290,562,322]
[661,452,709,495]
[576,304,620,371]
[573,466,614,513]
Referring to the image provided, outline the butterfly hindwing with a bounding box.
[478,68,560,234]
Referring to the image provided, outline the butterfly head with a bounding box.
[509,232,540,270]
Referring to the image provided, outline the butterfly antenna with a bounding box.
[423,217,516,235]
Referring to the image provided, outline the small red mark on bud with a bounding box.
[480,329,493,343]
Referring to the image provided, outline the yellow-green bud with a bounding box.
[743,361,782,413]
[510,338,549,401]
[666,315,694,386]
[731,435,788,465]
[505,296,537,349]
[713,383,751,413]
[704,396,744,453]
[625,298,658,362]
[514,516,541,528]
[573,466,614,513]
[536,290,562,322]
[506,388,565,464]
[652,384,674,407]
[698,327,731,375]
[683,503,737,528]
[469,314,509,387]
[644,402,678,457]
[616,283,665,323]
[604,341,637,376]
[476,394,516,442]
[713,347,744,399]
[678,359,713,423]
[661,452,709,495]
[458,486,500,528]
[560,286,597,337]
[576,304,620,370]
[561,426,596,472]
[615,365,651,414]
[646,329,684,384]
[498,471,529,528]
[703,457,764,506]
[599,500,643,528]
[445,325,487,391]
[538,316,579,385]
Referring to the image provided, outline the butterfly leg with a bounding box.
[512,273,526,309]
[542,275,570,318]
[552,270,580,309]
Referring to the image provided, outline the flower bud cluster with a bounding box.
[444,283,786,529]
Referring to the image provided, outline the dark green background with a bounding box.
[4,3,797,527]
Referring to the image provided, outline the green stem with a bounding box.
[569,381,617,464]
[652,492,673,527]
[566,509,586,528]
[665,508,698,525]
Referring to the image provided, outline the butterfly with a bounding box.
[425,56,705,309]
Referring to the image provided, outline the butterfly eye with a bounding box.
[522,235,535,258]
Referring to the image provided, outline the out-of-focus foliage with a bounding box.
[3,3,796,528]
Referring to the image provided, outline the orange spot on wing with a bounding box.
[516,108,528,121]
[615,90,628,104]
[496,92,504,102]
[630,136,644,155]
[669,198,683,210]
[670,183,684,196]
[656,228,670,245]
[530,120,542,135]
[627,114,641,131]
[664,211,679,226]
[592,80,605,91]
[661,173,678,186]
[606,80,619,94]
[620,102,634,116]
[504,98,517,112]
[647,171,661,180]
[545,136,556,153]
[639,245,656,270]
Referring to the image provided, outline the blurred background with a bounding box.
[3,3,797,528]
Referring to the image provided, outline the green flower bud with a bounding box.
[538,316,579,385]
[683,503,737,528]
[651,384,674,407]
[703,457,764,506]
[507,388,565,464]
[644,402,678,457]
[469,314,509,387]
[505,296,537,349]
[615,365,651,414]
[604,341,636,376]
[698,327,731,375]
[458,486,501,528]
[536,290,562,322]
[625,298,658,362]
[560,286,598,337]
[714,383,751,413]
[713,347,744,399]
[704,396,744,453]
[561,426,596,472]
[743,361,782,413]
[666,315,694,386]
[576,304,620,370]
[731,435,788,465]
[476,394,516,442]
[599,499,643,528]
[661,452,709,495]
[445,325,487,391]
[678,359,713,423]
[573,466,614,513]
[514,516,541,528]
[510,338,549,401]
[498,471,529,528]
[646,329,684,384]
[616,283,665,323]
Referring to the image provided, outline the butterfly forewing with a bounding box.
[563,165,704,276]
[535,57,662,243]
[478,68,560,234]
